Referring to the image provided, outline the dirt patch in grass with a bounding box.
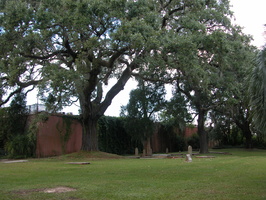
[43,186,77,193]
[59,151,124,160]
[14,186,76,195]
[13,188,44,195]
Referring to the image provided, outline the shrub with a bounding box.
[98,116,142,155]
[175,135,186,152]
[186,133,200,149]
[5,134,35,158]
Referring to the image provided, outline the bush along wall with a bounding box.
[0,93,34,158]
[98,116,142,155]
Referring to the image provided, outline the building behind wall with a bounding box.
[27,104,46,114]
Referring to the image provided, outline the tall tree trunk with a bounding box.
[81,116,99,151]
[243,122,253,149]
[145,136,152,156]
[244,130,253,149]
[79,94,101,151]
[198,109,209,154]
[235,119,253,149]
[79,65,134,151]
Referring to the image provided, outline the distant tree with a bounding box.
[129,1,255,153]
[170,29,254,153]
[160,92,192,132]
[0,93,30,157]
[121,80,166,155]
[8,93,29,135]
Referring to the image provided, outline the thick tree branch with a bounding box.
[0,79,40,107]
[98,63,137,116]
[161,6,185,28]
[92,83,103,105]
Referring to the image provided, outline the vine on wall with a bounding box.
[56,115,74,153]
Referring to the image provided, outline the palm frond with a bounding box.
[249,47,266,133]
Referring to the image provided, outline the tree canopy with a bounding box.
[0,0,255,151]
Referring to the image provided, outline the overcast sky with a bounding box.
[230,0,266,48]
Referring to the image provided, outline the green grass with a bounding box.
[1,149,266,200]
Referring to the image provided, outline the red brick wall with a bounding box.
[35,114,82,157]
[184,127,198,138]
[32,113,199,156]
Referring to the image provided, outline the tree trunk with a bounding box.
[243,123,253,149]
[198,109,209,154]
[78,65,134,151]
[141,136,152,156]
[235,119,253,149]
[81,117,99,151]
[244,130,253,149]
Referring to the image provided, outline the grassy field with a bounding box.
[0,149,266,200]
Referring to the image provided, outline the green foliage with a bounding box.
[159,122,186,152]
[5,134,35,158]
[124,117,154,144]
[62,116,73,144]
[209,123,244,147]
[56,115,74,154]
[186,134,200,150]
[98,116,141,155]
[0,93,33,158]
[7,93,28,136]
[175,134,186,152]
[252,135,266,149]
[0,0,256,151]
[249,47,266,134]
[160,93,192,132]
[0,107,9,150]
[36,112,49,122]
[121,80,166,145]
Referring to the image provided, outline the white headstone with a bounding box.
[186,154,192,162]
[188,145,192,156]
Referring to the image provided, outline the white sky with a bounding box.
[230,0,266,48]
[29,0,266,116]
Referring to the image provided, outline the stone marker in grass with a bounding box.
[135,147,139,156]
[185,154,192,162]
[188,145,192,156]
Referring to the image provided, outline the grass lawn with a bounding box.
[0,149,266,200]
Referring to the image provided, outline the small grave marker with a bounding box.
[147,148,152,156]
[135,147,139,156]
[143,149,146,157]
[185,154,192,162]
[188,145,192,156]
